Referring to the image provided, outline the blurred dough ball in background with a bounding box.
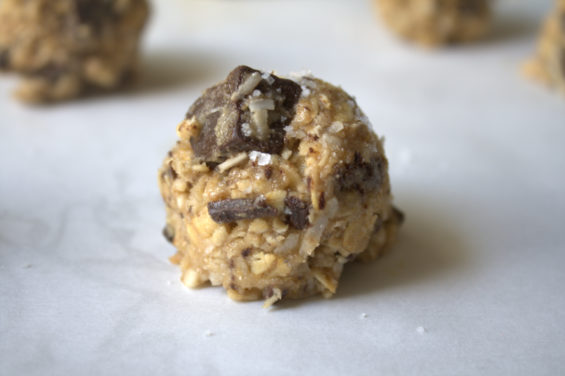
[523,0,565,94]
[0,0,150,103]
[375,0,491,47]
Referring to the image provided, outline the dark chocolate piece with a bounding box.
[457,0,484,16]
[336,152,384,193]
[0,50,9,70]
[29,64,68,83]
[262,286,288,300]
[264,166,273,179]
[75,0,115,32]
[164,163,177,180]
[162,224,175,243]
[188,65,301,163]
[561,47,565,75]
[318,192,326,210]
[241,248,251,257]
[208,197,278,223]
[393,206,405,225]
[284,196,310,230]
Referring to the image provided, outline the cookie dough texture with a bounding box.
[0,0,149,103]
[523,0,565,94]
[159,66,403,306]
[376,0,490,47]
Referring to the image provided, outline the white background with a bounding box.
[1,0,564,375]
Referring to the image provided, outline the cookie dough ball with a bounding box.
[158,66,403,306]
[523,0,565,94]
[0,0,149,103]
[375,0,490,47]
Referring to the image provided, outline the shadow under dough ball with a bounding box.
[375,0,491,47]
[158,66,403,307]
[0,0,149,103]
[523,0,565,94]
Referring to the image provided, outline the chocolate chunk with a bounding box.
[262,286,287,300]
[561,48,565,75]
[74,0,115,32]
[336,152,384,193]
[393,206,405,225]
[264,166,273,179]
[284,196,310,230]
[0,50,9,70]
[208,197,278,223]
[29,64,68,83]
[318,192,326,210]
[162,224,175,243]
[188,66,302,164]
[165,163,177,180]
[241,248,251,257]
[373,219,383,233]
[457,0,483,16]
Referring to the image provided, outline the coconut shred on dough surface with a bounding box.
[158,66,403,307]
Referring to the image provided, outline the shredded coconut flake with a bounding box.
[274,233,299,254]
[231,72,262,101]
[281,149,292,160]
[329,121,344,133]
[249,98,275,112]
[262,72,275,85]
[217,152,248,172]
[263,287,282,308]
[252,109,269,139]
[241,122,252,137]
[249,150,272,166]
[289,70,313,81]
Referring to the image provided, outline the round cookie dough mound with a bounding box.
[523,0,565,94]
[375,0,490,47]
[0,0,149,103]
[159,66,403,306]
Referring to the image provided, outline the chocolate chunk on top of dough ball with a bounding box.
[187,65,302,164]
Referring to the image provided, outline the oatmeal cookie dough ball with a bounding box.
[375,0,490,47]
[159,66,403,306]
[523,0,565,94]
[0,0,149,103]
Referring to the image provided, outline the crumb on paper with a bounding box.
[416,326,426,334]
[204,330,214,337]
[360,313,368,319]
